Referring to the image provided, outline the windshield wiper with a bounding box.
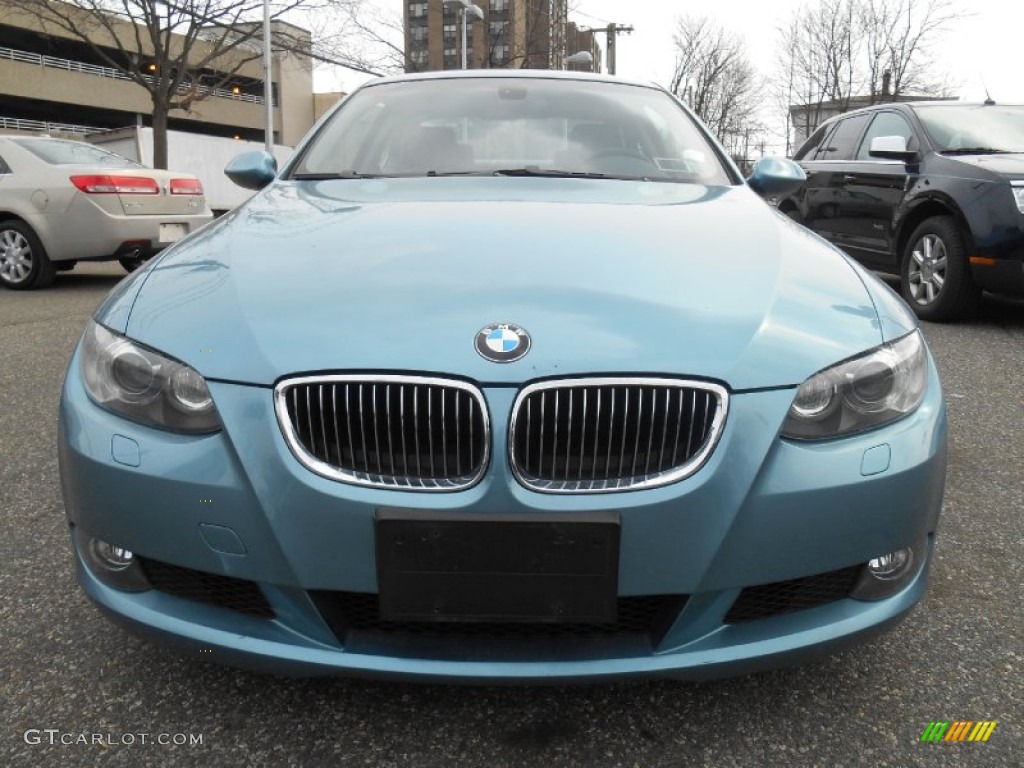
[491,167,609,179]
[414,169,603,178]
[291,171,382,180]
[940,148,1017,155]
[373,168,664,181]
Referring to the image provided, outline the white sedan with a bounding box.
[0,136,212,289]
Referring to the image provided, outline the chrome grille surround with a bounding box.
[275,375,490,491]
[509,377,728,494]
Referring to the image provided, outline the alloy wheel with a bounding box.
[907,233,947,306]
[0,228,34,285]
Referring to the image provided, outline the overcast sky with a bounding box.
[570,0,1023,102]
[314,0,1024,152]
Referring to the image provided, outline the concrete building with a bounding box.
[0,0,317,146]
[404,0,598,73]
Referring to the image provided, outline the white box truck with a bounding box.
[88,126,293,215]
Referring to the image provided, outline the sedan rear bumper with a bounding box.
[28,201,212,262]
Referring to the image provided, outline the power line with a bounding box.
[572,8,612,26]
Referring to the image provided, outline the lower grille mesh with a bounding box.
[311,592,688,659]
[137,558,275,618]
[724,565,864,623]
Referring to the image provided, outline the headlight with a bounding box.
[781,331,928,440]
[1012,182,1024,214]
[80,321,221,433]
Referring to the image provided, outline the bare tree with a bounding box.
[776,0,861,148]
[669,15,761,149]
[860,0,957,100]
[7,0,326,168]
[776,0,956,152]
[308,0,407,76]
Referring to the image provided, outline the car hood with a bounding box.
[117,178,890,390]
[943,152,1024,180]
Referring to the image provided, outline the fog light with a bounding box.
[91,539,134,570]
[851,537,927,601]
[867,549,913,580]
[74,527,150,592]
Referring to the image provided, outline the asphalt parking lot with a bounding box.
[1,262,1021,768]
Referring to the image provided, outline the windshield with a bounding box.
[915,105,1024,153]
[292,77,733,185]
[14,138,141,167]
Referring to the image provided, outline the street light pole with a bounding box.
[262,0,273,152]
[460,7,468,70]
[445,0,484,70]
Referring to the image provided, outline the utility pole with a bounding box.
[603,23,633,75]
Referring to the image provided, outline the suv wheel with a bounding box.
[0,220,55,290]
[901,216,979,322]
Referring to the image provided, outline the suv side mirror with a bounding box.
[868,135,917,162]
[225,151,277,190]
[747,157,806,198]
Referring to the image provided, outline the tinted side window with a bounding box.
[856,112,915,159]
[794,124,831,161]
[0,153,9,174]
[818,114,871,160]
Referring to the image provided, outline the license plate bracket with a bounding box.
[375,509,620,623]
[158,223,188,243]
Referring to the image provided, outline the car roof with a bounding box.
[822,100,1024,125]
[358,68,664,93]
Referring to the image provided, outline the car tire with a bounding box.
[900,216,979,322]
[781,206,802,223]
[0,220,55,290]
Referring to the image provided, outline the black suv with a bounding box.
[780,102,1024,321]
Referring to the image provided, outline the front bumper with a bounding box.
[58,348,947,682]
[74,538,931,682]
[970,249,1024,296]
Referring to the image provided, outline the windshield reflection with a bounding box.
[916,105,1024,153]
[293,78,732,185]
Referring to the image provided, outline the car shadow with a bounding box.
[875,272,1024,330]
[50,275,125,291]
[48,265,127,293]
[975,293,1024,329]
[111,623,928,765]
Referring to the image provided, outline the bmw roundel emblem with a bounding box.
[475,323,531,363]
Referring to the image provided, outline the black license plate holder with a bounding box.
[375,509,620,623]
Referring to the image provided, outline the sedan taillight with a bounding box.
[70,175,160,195]
[169,178,203,195]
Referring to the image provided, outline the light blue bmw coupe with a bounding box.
[58,71,947,682]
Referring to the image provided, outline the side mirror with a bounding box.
[868,135,917,162]
[225,151,277,191]
[747,157,806,198]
